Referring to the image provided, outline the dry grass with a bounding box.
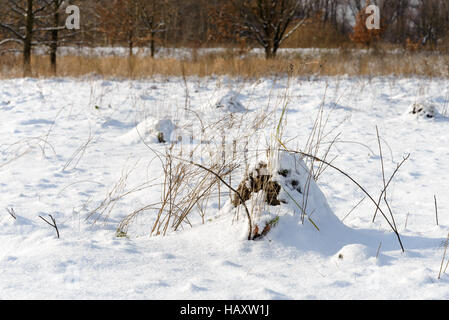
[1,49,448,79]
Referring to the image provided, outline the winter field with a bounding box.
[1,75,449,300]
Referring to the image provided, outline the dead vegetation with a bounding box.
[1,49,448,79]
[78,74,414,250]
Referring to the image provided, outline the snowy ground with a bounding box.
[1,75,449,299]
[30,46,382,59]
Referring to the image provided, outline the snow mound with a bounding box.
[270,151,342,229]
[119,118,176,145]
[231,150,343,241]
[214,91,247,113]
[332,244,375,264]
[407,102,438,119]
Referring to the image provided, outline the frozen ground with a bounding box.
[1,75,449,299]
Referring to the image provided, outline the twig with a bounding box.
[342,197,366,222]
[41,106,66,159]
[438,233,449,280]
[5,208,17,220]
[320,140,376,156]
[373,126,399,233]
[167,153,253,240]
[434,195,439,226]
[376,126,387,204]
[276,144,406,252]
[39,214,60,239]
[445,260,449,275]
[372,154,410,223]
[189,161,253,240]
[62,129,94,171]
[0,150,30,170]
[404,212,410,230]
[376,241,382,259]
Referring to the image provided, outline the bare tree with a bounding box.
[346,0,363,18]
[226,0,311,59]
[46,0,66,73]
[0,0,51,76]
[415,0,449,46]
[137,0,166,58]
[97,0,144,57]
[41,0,84,74]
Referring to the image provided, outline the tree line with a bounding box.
[1,0,448,76]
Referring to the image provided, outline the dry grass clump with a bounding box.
[117,152,233,237]
[1,49,448,79]
[110,101,272,238]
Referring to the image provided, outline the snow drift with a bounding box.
[214,91,247,113]
[228,150,345,242]
[408,101,438,119]
[120,117,176,145]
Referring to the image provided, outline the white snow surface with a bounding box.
[1,75,449,299]
[120,117,177,145]
[214,91,247,113]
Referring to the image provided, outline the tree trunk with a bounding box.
[23,0,34,77]
[50,8,60,74]
[129,40,134,57]
[150,31,155,58]
[264,45,277,59]
[151,0,156,58]
[129,29,134,57]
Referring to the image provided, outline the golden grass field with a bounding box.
[1,48,448,79]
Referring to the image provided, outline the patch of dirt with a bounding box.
[232,162,281,207]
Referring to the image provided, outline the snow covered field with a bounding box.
[1,75,449,299]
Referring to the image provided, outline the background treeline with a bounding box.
[1,0,448,77]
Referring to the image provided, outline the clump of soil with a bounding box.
[232,162,281,207]
[157,131,166,143]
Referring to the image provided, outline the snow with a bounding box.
[1,75,449,299]
[30,46,343,59]
[214,91,247,113]
[407,101,438,119]
[271,151,341,229]
[120,117,177,145]
[29,45,397,60]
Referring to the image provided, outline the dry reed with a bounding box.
[1,49,448,79]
